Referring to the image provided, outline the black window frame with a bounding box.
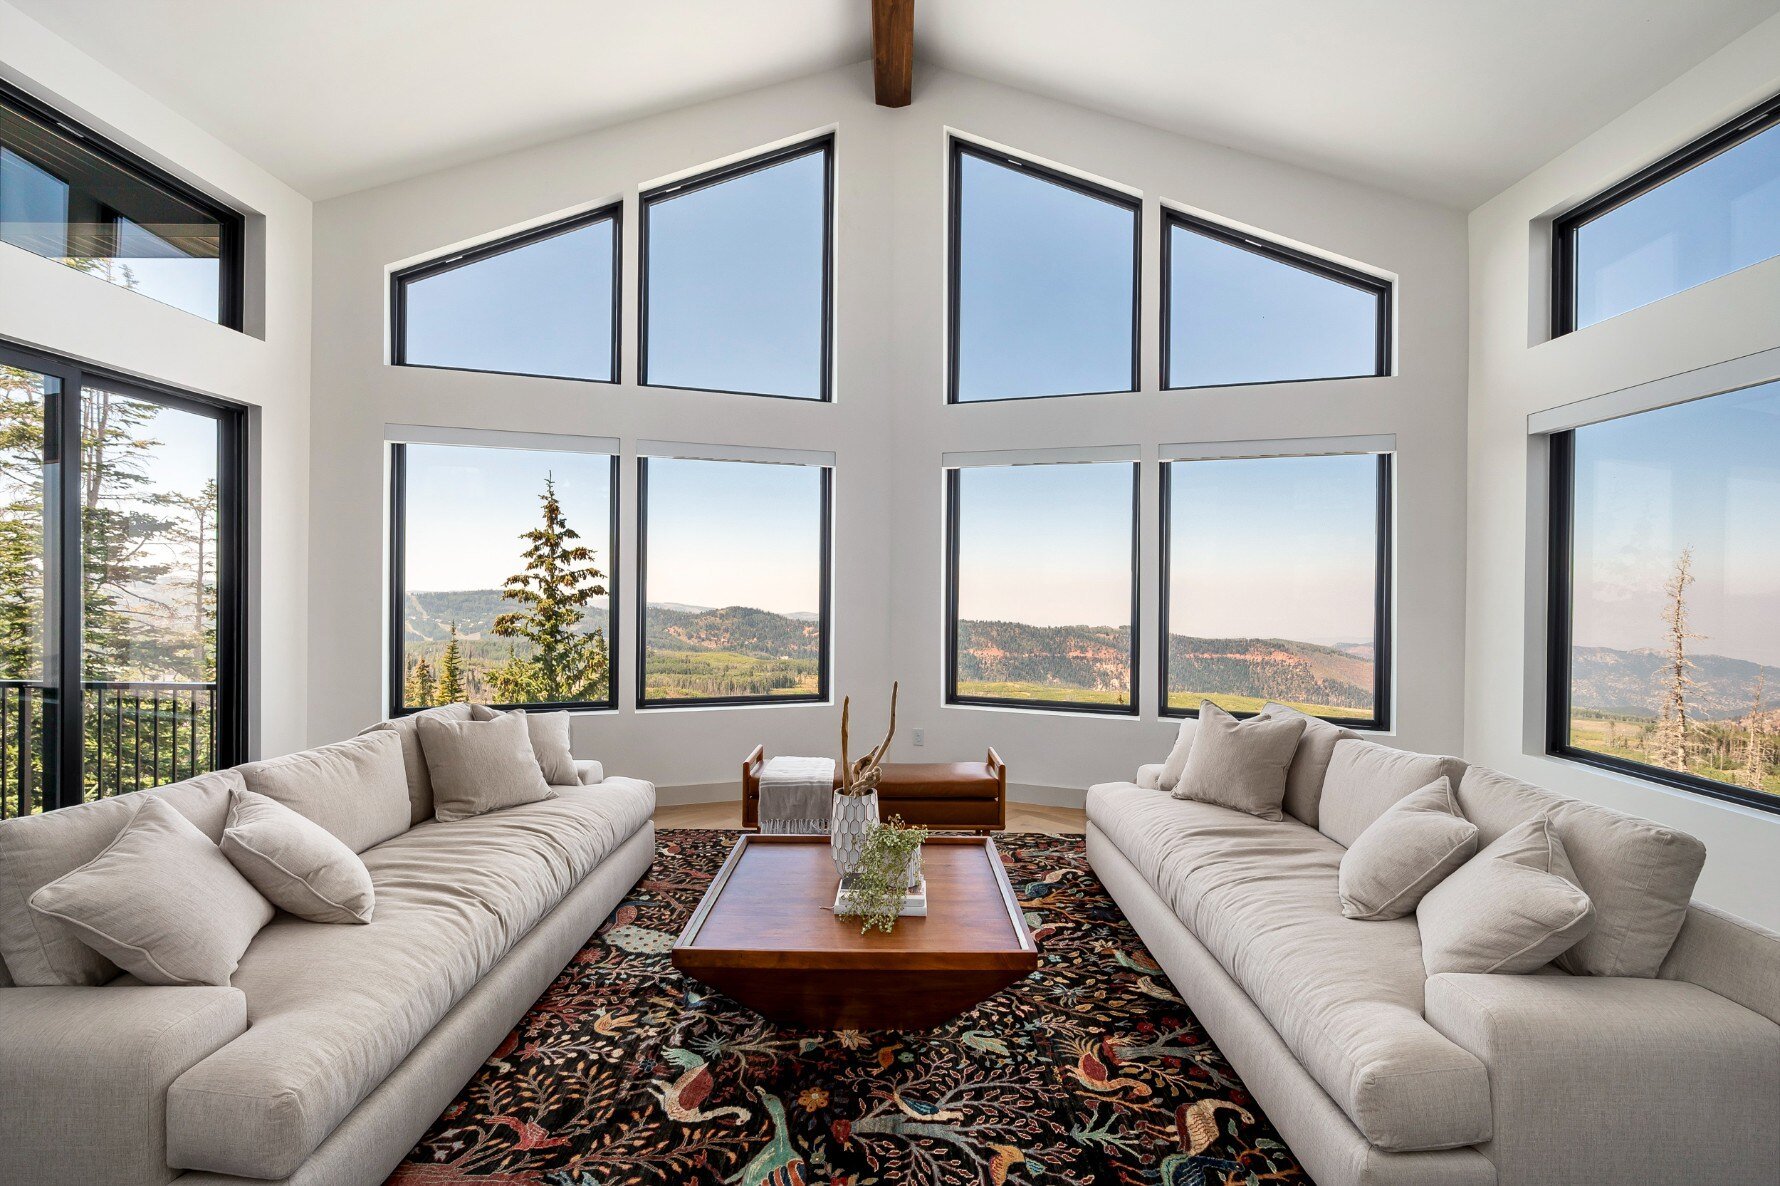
[1552,90,1780,338]
[635,455,833,709]
[386,442,621,716]
[1160,209,1392,392]
[0,337,248,811]
[1545,425,1778,815]
[389,202,623,385]
[1158,452,1393,730]
[944,461,1141,716]
[0,78,246,332]
[637,135,835,402]
[947,138,1142,405]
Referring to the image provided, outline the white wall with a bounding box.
[0,1,313,760]
[308,63,1471,805]
[1466,14,1780,927]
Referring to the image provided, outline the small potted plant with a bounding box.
[836,815,929,934]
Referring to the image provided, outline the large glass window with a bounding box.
[391,442,616,712]
[1162,453,1390,726]
[947,461,1137,712]
[1550,381,1779,811]
[641,138,832,400]
[1556,93,1780,333]
[1163,212,1389,389]
[950,142,1139,403]
[638,456,829,706]
[0,81,242,326]
[393,207,620,383]
[1,343,245,814]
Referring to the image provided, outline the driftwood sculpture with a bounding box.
[839,681,898,796]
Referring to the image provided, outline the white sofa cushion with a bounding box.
[1418,817,1595,975]
[165,777,655,1180]
[240,732,411,854]
[1339,777,1478,921]
[1454,765,1705,978]
[0,769,241,986]
[221,788,375,924]
[470,704,578,785]
[1171,702,1305,819]
[360,702,474,824]
[1087,780,1491,1152]
[1319,739,1467,849]
[1157,717,1195,792]
[419,711,557,820]
[1258,701,1360,828]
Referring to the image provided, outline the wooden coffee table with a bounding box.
[671,834,1039,1030]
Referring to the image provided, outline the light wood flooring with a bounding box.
[654,799,1086,835]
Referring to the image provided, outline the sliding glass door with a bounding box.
[0,342,244,815]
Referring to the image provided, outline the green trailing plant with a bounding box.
[837,815,928,935]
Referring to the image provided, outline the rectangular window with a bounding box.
[2,341,246,815]
[637,455,830,706]
[389,441,617,713]
[949,141,1140,402]
[640,137,833,400]
[1555,92,1780,333]
[946,460,1138,713]
[391,205,620,383]
[1161,452,1390,727]
[0,81,243,327]
[1549,380,1779,811]
[1162,210,1389,389]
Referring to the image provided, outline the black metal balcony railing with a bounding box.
[0,679,218,819]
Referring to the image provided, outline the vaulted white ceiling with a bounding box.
[11,0,1778,207]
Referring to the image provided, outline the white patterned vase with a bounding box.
[830,790,879,878]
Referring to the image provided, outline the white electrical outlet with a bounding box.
[912,728,925,747]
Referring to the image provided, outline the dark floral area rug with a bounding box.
[390,830,1308,1186]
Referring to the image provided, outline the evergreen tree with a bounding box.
[80,386,176,679]
[404,655,437,709]
[438,623,467,703]
[0,368,47,680]
[1650,547,1701,773]
[488,477,609,703]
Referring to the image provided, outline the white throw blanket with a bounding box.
[759,756,835,834]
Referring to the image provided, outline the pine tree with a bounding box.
[80,386,176,680]
[438,624,466,703]
[1740,675,1767,793]
[404,655,437,709]
[0,367,48,681]
[1650,546,1701,773]
[488,477,609,703]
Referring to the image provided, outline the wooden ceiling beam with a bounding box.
[872,0,914,108]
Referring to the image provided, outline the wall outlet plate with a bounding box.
[912,728,925,746]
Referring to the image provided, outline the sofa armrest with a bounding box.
[0,985,246,1186]
[1135,763,1164,790]
[574,758,605,786]
[1425,972,1780,1185]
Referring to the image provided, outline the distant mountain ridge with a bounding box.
[403,591,816,661]
[1570,645,1779,721]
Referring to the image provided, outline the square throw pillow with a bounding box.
[419,710,557,821]
[1171,702,1306,820]
[1258,701,1360,828]
[1417,816,1595,975]
[1157,718,1195,792]
[220,788,374,924]
[1339,776,1479,920]
[28,797,273,986]
[470,704,578,785]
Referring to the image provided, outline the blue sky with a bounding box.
[1576,122,1780,327]
[955,463,1133,627]
[1572,380,1780,667]
[1167,224,1378,387]
[403,218,614,380]
[1168,454,1376,645]
[644,458,822,615]
[644,150,826,398]
[954,153,1135,401]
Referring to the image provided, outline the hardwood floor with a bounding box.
[654,799,1086,835]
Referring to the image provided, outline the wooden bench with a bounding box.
[742,745,1006,832]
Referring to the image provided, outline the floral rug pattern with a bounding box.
[390,830,1308,1186]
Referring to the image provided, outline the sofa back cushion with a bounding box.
[1318,739,1467,849]
[239,732,409,854]
[1454,765,1705,977]
[1259,702,1360,827]
[360,702,473,824]
[0,768,241,985]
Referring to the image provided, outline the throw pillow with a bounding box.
[469,704,578,785]
[419,710,557,821]
[27,797,273,986]
[1418,816,1595,975]
[220,788,374,924]
[1257,701,1359,828]
[1171,702,1306,820]
[1339,776,1478,920]
[1157,718,1195,792]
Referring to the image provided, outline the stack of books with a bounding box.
[834,876,928,917]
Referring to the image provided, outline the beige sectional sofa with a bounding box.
[1093,739,1780,1186]
[0,706,656,1186]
